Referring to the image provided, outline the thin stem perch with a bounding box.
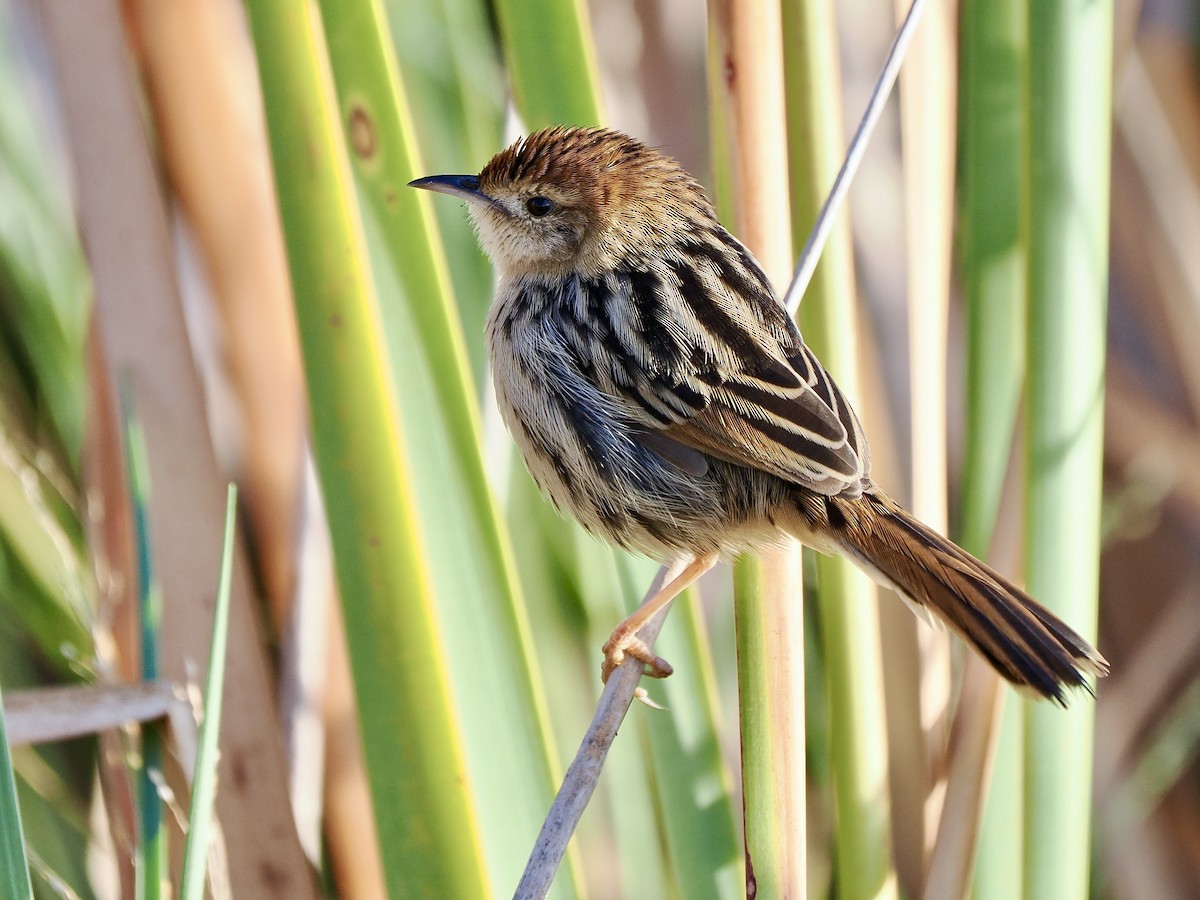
[513,565,676,900]
[784,0,926,314]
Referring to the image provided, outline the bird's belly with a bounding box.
[487,321,741,556]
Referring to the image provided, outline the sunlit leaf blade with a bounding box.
[0,441,91,668]
[121,386,165,900]
[313,7,581,893]
[1022,0,1113,895]
[382,0,504,379]
[0,15,95,900]
[734,550,806,898]
[492,0,604,128]
[639,579,742,899]
[707,3,809,894]
[179,486,236,900]
[243,1,489,894]
[0,676,34,900]
[358,208,578,897]
[0,8,90,469]
[784,0,895,895]
[957,0,1027,894]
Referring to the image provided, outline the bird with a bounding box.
[410,125,1107,704]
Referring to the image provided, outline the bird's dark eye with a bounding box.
[525,196,555,217]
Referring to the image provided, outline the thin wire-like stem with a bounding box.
[784,0,927,315]
[513,564,677,900]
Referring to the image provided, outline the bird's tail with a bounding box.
[800,490,1108,704]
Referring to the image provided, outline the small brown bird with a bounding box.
[412,125,1107,703]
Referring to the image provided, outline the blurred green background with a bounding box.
[1,0,1197,897]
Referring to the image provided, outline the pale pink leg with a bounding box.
[601,553,719,683]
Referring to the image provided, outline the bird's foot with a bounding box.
[601,628,674,684]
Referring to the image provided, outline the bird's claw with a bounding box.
[601,631,673,684]
[632,687,666,710]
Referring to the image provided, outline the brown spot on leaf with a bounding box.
[348,104,376,160]
[230,751,249,790]
[259,860,288,891]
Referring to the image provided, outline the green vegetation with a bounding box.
[2,0,1171,896]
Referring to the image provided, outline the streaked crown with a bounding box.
[420,126,717,279]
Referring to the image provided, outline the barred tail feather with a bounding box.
[801,490,1108,704]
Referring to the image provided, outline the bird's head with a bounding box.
[410,126,714,280]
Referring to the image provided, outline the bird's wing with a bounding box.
[556,231,871,496]
[665,341,870,496]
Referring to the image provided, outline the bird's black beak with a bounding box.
[408,174,489,203]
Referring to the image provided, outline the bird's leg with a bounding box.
[601,553,718,683]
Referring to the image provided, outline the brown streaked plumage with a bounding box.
[411,125,1107,704]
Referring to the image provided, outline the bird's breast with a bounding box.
[484,277,730,556]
